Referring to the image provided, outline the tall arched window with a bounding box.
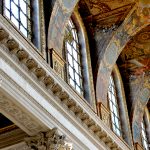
[3,0,31,39]
[141,120,149,150]
[63,12,95,109]
[106,66,135,146]
[108,75,122,137]
[2,0,45,54]
[141,107,149,150]
[64,19,83,95]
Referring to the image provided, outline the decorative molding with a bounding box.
[0,92,45,136]
[97,102,110,128]
[50,48,65,79]
[25,128,72,150]
[0,14,131,150]
[39,0,46,59]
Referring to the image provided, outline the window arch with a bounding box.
[63,12,96,109]
[141,120,149,150]
[141,107,149,150]
[107,65,133,146]
[108,75,122,137]
[64,19,83,95]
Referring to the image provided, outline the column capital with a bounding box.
[25,128,72,150]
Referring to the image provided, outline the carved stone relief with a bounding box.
[0,92,43,135]
[97,103,110,127]
[0,15,134,150]
[25,128,72,150]
[50,49,65,79]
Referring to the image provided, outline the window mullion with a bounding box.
[18,0,21,30]
[72,49,76,89]
[10,0,11,19]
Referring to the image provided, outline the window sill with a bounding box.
[2,15,45,60]
[0,14,132,150]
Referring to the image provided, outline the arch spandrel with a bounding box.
[96,3,150,106]
[48,0,79,54]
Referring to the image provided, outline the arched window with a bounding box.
[3,0,31,39]
[141,107,149,150]
[108,75,122,137]
[2,0,45,54]
[64,19,83,95]
[63,13,95,108]
[141,120,149,150]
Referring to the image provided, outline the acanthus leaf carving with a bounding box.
[25,128,72,150]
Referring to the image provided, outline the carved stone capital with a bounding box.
[97,102,110,127]
[25,128,72,150]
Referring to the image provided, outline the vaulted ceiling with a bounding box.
[78,0,134,29]
[78,0,150,113]
[118,25,150,78]
[117,25,150,113]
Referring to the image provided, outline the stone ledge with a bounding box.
[0,14,131,150]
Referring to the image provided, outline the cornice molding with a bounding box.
[0,15,131,150]
[0,90,47,136]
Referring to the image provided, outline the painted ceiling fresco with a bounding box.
[118,25,150,77]
[117,25,150,112]
[78,0,134,29]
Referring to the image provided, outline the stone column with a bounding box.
[25,128,72,150]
